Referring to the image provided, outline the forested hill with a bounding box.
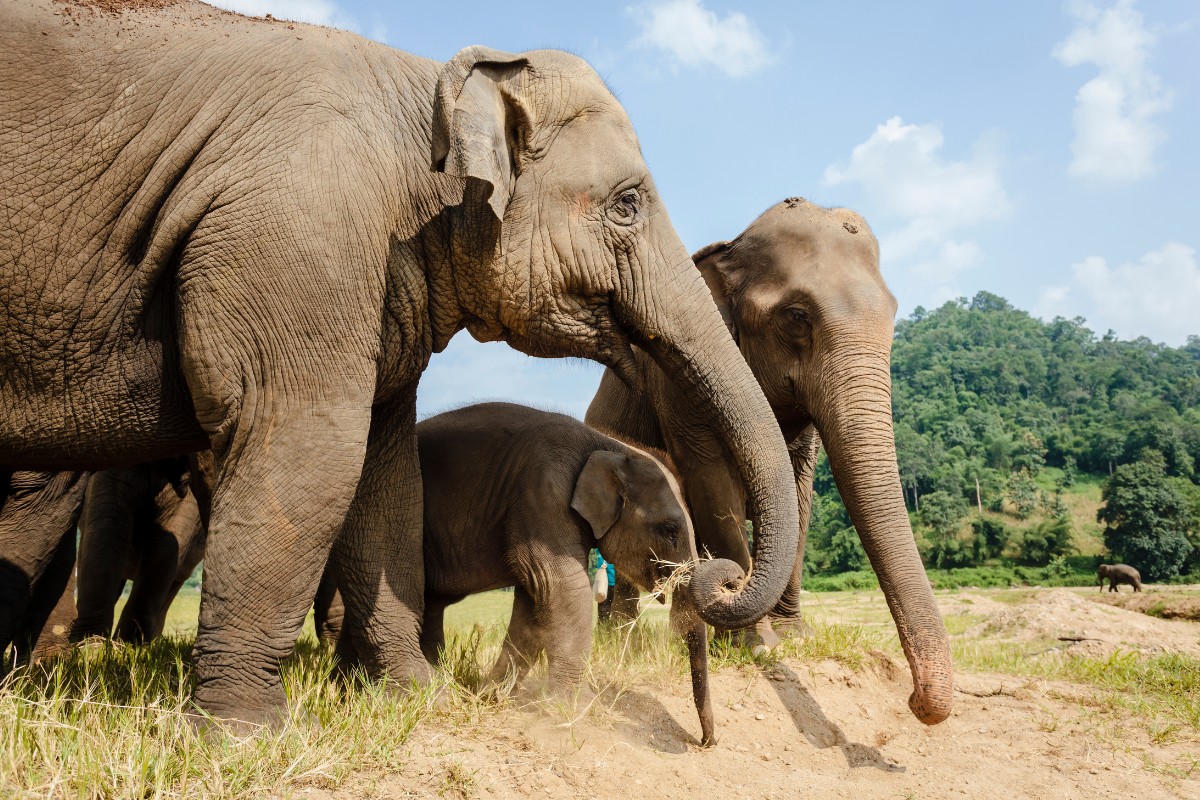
[805,291,1200,585]
[891,292,1200,500]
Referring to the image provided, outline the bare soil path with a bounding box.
[312,587,1200,800]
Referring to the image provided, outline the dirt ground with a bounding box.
[310,587,1200,800]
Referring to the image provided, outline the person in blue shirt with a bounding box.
[591,549,617,623]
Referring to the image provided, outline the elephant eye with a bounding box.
[785,307,810,326]
[656,520,680,544]
[609,188,642,225]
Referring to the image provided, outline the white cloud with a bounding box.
[207,1,359,33]
[1053,0,1172,182]
[416,336,603,421]
[628,0,773,78]
[823,117,1009,301]
[1035,242,1200,344]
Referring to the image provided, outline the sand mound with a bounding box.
[970,588,1200,657]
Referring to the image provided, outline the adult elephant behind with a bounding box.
[587,199,953,725]
[0,2,797,724]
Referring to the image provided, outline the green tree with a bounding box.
[919,491,970,568]
[1006,471,1038,519]
[969,517,1009,561]
[1098,451,1196,581]
[1018,515,1073,566]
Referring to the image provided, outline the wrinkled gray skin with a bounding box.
[0,471,89,670]
[1098,563,1141,593]
[587,199,953,725]
[413,403,713,745]
[0,2,797,724]
[71,459,205,644]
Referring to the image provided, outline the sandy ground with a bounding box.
[309,587,1200,800]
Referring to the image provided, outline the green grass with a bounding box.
[953,641,1200,734]
[0,637,437,798]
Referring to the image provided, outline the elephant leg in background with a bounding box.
[487,587,542,687]
[419,597,449,665]
[73,469,142,642]
[669,448,780,651]
[312,562,344,647]
[606,575,641,626]
[116,528,182,643]
[114,480,205,643]
[767,427,821,639]
[0,471,89,669]
[16,530,77,664]
[328,391,431,688]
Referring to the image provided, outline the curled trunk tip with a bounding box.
[908,656,954,725]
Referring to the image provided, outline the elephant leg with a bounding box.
[116,524,181,643]
[420,598,447,666]
[607,575,641,625]
[73,469,142,642]
[505,556,593,699]
[17,530,77,665]
[189,404,373,726]
[328,391,430,688]
[0,471,89,667]
[487,587,542,687]
[768,428,820,639]
[312,563,344,647]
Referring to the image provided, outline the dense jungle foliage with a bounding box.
[804,292,1200,586]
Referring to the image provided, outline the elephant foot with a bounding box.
[191,671,291,733]
[768,612,814,640]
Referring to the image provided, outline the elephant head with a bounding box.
[429,48,798,629]
[694,198,952,724]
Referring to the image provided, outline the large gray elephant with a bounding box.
[71,459,205,644]
[587,199,953,725]
[415,403,713,746]
[0,2,797,724]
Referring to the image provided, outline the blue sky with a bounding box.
[212,1,1199,419]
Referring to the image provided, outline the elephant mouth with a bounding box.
[499,300,644,392]
[594,300,645,393]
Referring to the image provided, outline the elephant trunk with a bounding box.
[625,260,799,631]
[816,362,953,725]
[670,590,715,747]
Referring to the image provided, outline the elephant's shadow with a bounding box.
[609,688,697,754]
[766,663,906,772]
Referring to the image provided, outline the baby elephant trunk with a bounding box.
[671,589,715,747]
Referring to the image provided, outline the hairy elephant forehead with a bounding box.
[749,198,877,247]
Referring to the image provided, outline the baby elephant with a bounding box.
[418,402,714,746]
[1097,563,1142,593]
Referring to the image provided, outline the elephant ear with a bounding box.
[432,46,532,223]
[692,241,739,343]
[571,450,627,540]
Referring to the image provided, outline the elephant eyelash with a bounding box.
[607,187,642,225]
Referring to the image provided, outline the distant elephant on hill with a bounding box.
[586,198,953,725]
[1,1,798,724]
[1098,563,1141,592]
